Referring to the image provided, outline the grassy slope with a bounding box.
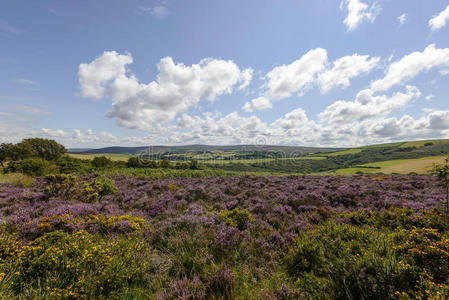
[399,139,449,148]
[326,155,447,175]
[68,153,132,161]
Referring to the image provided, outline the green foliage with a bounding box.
[159,159,170,168]
[218,208,254,230]
[84,176,117,202]
[19,138,66,161]
[91,156,112,168]
[4,230,150,298]
[126,157,141,168]
[284,218,449,299]
[44,174,79,200]
[0,173,34,187]
[55,156,91,174]
[5,158,59,176]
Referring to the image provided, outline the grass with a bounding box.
[68,153,132,161]
[360,142,404,149]
[325,155,448,175]
[361,155,448,174]
[318,148,363,157]
[399,139,449,148]
[95,167,288,178]
[204,156,326,165]
[0,172,34,187]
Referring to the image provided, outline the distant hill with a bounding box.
[70,144,343,156]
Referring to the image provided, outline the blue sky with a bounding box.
[1,0,449,147]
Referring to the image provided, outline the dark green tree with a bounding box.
[91,156,112,168]
[126,157,142,168]
[19,138,66,160]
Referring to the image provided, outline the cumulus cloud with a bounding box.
[242,97,272,112]
[264,48,327,99]
[429,4,449,31]
[272,108,308,130]
[79,52,253,130]
[318,54,380,93]
[370,44,449,92]
[398,13,406,26]
[319,85,421,124]
[341,0,380,31]
[78,51,133,99]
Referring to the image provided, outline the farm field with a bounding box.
[328,155,447,175]
[68,153,132,161]
[1,174,449,298]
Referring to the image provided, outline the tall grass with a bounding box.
[0,172,34,187]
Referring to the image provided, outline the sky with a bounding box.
[1,0,449,148]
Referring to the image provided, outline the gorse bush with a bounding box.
[84,176,117,202]
[45,174,79,200]
[6,230,150,299]
[218,208,254,230]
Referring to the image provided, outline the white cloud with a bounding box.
[273,108,308,130]
[242,97,272,112]
[425,94,434,101]
[79,52,253,130]
[341,0,380,31]
[265,48,327,99]
[78,51,133,99]
[319,85,421,124]
[398,13,406,26]
[238,68,254,90]
[14,78,39,86]
[138,1,169,18]
[370,44,449,92]
[429,4,449,31]
[318,54,380,93]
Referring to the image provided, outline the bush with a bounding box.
[44,174,80,200]
[84,176,118,202]
[126,157,142,168]
[6,230,150,298]
[91,156,112,168]
[218,208,254,230]
[5,158,59,176]
[55,156,91,174]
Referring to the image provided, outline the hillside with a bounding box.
[67,139,449,175]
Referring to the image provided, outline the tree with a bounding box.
[431,156,449,223]
[19,138,66,160]
[126,157,142,168]
[91,156,112,168]
[0,142,32,166]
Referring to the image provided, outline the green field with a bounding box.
[68,153,132,161]
[318,148,364,157]
[399,139,449,148]
[326,155,448,175]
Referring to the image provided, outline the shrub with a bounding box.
[84,176,118,202]
[6,230,150,298]
[218,208,254,230]
[91,156,112,168]
[44,174,80,200]
[5,158,59,176]
[55,156,91,174]
[126,157,142,168]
